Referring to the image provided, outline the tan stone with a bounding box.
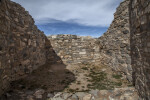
[82,94,92,100]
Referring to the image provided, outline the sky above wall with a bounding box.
[11,0,123,37]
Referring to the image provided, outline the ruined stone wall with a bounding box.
[98,0,132,81]
[0,0,55,95]
[48,35,100,65]
[130,0,150,99]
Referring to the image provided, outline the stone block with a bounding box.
[79,52,86,55]
[147,42,150,47]
[0,69,3,75]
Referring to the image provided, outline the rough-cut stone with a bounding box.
[97,0,131,81]
[48,34,101,65]
[82,94,92,100]
[1,0,149,99]
[0,0,56,95]
[45,88,138,100]
[130,0,150,99]
[48,0,131,82]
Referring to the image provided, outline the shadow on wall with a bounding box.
[130,0,150,99]
[0,39,76,100]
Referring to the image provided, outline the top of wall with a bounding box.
[48,34,96,40]
[48,34,100,65]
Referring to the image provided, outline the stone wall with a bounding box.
[0,0,56,95]
[98,0,132,81]
[48,35,101,65]
[48,0,132,82]
[130,0,150,99]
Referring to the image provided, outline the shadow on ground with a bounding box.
[0,38,75,100]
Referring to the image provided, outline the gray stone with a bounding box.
[89,89,99,97]
[75,92,88,99]
[34,89,45,99]
[47,93,54,98]
[82,94,92,100]
[62,93,72,99]
[71,94,79,100]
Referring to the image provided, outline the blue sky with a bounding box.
[38,20,108,37]
[12,0,123,37]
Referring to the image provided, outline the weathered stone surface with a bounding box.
[0,0,149,99]
[48,0,131,82]
[34,89,45,99]
[0,0,55,95]
[48,34,101,65]
[97,0,132,81]
[1,87,138,100]
[82,94,92,100]
[130,0,150,99]
[48,88,138,100]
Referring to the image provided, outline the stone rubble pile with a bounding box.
[1,87,139,100]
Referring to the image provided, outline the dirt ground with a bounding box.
[0,61,75,100]
[0,62,133,100]
[64,63,132,93]
[11,63,75,93]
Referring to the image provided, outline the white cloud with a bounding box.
[11,0,123,27]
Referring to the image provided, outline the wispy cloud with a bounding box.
[37,21,108,37]
[11,0,123,27]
